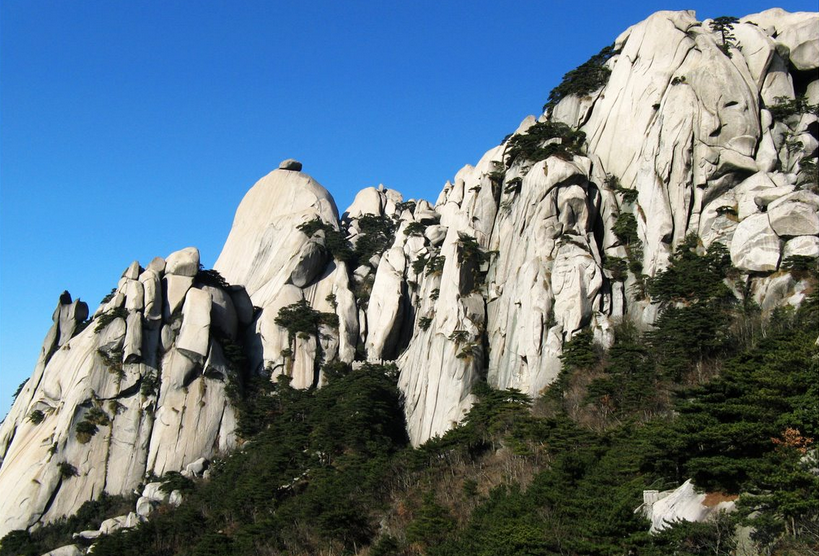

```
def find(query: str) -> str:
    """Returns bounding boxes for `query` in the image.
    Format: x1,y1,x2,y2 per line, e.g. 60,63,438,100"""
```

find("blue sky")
1,0,816,416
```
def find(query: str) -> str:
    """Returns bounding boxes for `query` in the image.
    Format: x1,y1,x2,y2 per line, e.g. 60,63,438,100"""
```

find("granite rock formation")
0,7,816,541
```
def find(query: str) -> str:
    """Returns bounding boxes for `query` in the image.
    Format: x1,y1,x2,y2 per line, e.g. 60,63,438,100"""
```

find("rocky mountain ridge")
0,7,817,543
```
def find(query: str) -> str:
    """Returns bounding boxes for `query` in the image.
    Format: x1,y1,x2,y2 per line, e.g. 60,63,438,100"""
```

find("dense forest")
2,236,817,556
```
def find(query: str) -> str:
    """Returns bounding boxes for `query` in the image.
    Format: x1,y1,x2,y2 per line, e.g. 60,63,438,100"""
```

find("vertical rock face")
364,8,818,443
1,8,818,536
0,249,240,536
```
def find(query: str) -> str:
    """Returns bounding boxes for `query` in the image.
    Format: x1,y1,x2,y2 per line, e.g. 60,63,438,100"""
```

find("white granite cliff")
0,7,816,542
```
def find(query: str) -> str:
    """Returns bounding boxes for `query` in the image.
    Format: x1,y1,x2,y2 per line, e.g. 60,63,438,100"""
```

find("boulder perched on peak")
278,158,303,171
214,166,357,383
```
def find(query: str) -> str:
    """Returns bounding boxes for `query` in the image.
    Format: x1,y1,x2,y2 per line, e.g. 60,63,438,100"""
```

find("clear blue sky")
2,0,816,416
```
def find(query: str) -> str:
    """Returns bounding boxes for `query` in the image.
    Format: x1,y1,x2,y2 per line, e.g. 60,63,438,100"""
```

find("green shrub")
543,44,617,112
403,221,426,236
140,371,160,397
647,236,732,304
353,214,396,264
505,120,586,167
781,255,818,274
448,330,469,343
0,493,135,556
369,535,402,556
159,471,195,494
418,316,433,331
406,493,457,550
297,217,354,262
100,287,117,305
426,254,446,276
195,267,229,289
412,253,429,275
58,462,78,478
604,256,628,281
86,407,111,427
94,306,128,333
487,164,505,186
12,380,27,402
0,530,37,556
711,16,739,57
457,342,481,360
395,200,416,213
767,95,819,121
274,299,338,341
75,420,99,444
559,329,598,371
606,173,638,204
98,348,124,378
28,409,45,424
504,176,523,195
612,212,639,246
797,155,818,191
457,232,491,291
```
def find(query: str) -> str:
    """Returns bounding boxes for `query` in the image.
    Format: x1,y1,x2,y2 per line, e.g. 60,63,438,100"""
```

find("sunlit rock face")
2,8,818,535
213,164,359,388
0,249,239,536
390,9,817,444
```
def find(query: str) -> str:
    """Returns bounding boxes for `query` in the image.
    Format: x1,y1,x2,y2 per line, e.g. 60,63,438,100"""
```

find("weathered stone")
123,311,143,363
142,482,169,503
165,247,200,277
289,240,328,288
140,269,163,322
213,169,339,305
40,544,84,556
4,8,819,539
182,457,208,478
783,236,819,259
344,187,383,220
160,324,174,352
366,247,406,360
643,480,736,533
414,200,439,224
203,340,230,380
202,286,238,340
136,496,154,518
755,273,797,311
122,261,141,280
278,158,303,171
163,274,194,321
776,12,819,71
176,288,212,363
733,172,776,219
227,285,254,326
730,213,781,271
767,191,819,237
58,299,89,346
124,279,145,312
169,490,183,507
753,185,796,210
147,256,166,274
97,317,127,353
